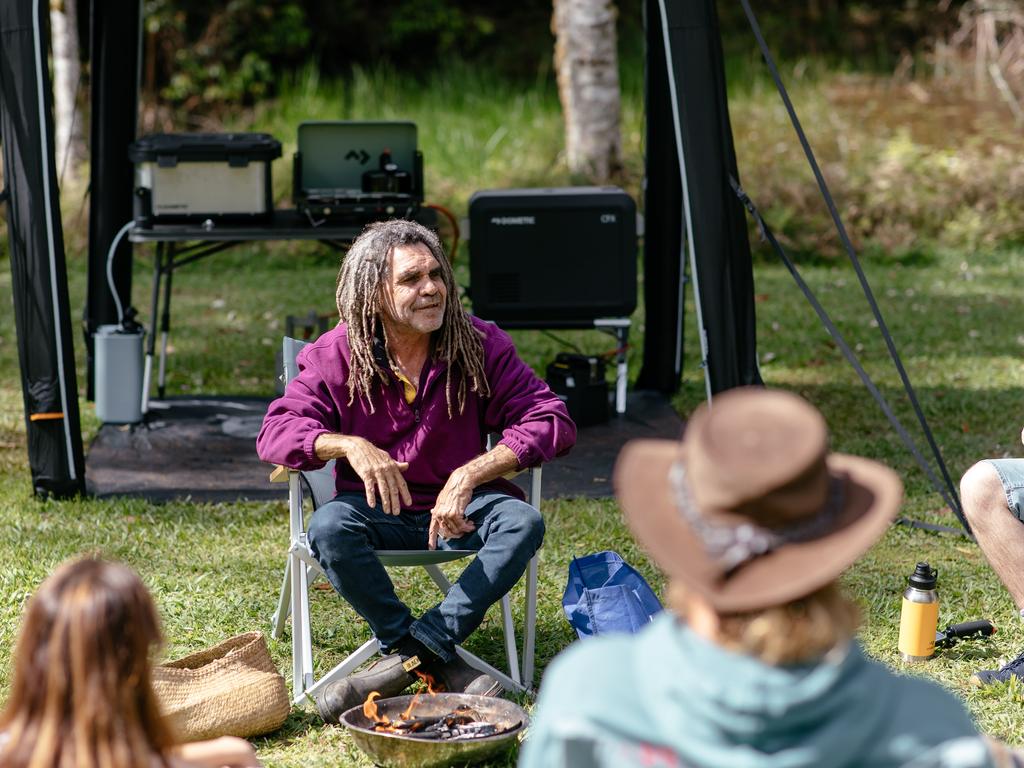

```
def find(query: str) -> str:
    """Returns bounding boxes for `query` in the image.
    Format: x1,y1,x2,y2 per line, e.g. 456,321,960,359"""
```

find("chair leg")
522,465,542,689
422,563,453,592
271,557,292,640
521,553,539,689
291,552,315,705
500,594,522,686
455,645,527,694
302,637,380,704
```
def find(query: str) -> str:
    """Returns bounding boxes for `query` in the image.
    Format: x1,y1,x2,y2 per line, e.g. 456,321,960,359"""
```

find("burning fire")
360,677,512,742
362,669,447,731
363,691,390,725
415,669,443,694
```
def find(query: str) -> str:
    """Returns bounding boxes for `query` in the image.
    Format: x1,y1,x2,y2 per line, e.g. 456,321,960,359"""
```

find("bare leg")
961,461,1024,608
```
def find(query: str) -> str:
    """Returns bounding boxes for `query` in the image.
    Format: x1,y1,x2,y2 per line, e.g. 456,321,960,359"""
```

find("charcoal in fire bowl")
341,692,528,768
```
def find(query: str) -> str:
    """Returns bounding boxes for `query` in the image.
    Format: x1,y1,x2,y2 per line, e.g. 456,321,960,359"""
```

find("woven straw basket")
153,631,290,742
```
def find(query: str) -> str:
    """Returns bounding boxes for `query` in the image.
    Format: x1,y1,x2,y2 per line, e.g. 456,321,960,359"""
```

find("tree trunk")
50,0,83,184
552,0,623,182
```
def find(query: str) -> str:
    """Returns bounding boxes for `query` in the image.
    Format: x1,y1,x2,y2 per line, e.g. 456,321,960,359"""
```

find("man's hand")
315,434,411,514
429,468,476,549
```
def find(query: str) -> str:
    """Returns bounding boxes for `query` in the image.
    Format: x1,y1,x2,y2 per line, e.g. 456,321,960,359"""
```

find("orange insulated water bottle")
898,562,939,662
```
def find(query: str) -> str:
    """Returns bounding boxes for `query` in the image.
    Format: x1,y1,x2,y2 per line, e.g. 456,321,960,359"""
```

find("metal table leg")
157,243,175,399
141,242,165,414
594,318,630,414
614,325,629,414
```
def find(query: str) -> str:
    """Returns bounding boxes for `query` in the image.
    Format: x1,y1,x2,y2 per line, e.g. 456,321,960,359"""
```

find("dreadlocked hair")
335,219,489,415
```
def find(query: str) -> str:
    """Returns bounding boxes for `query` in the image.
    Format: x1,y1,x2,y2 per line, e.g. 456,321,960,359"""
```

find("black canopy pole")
637,0,686,393
84,0,141,399
647,0,762,397
0,0,86,496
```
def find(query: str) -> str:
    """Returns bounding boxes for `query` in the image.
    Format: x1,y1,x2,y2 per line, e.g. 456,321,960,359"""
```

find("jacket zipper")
410,356,433,425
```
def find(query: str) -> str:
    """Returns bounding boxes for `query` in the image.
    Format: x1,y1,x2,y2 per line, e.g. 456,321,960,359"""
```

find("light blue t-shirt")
519,613,993,768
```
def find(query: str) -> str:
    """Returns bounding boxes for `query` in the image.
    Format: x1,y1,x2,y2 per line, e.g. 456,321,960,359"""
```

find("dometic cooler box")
129,133,282,222
468,187,637,325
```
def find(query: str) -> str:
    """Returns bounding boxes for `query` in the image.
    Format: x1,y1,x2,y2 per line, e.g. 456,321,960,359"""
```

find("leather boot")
312,654,417,724
422,654,503,698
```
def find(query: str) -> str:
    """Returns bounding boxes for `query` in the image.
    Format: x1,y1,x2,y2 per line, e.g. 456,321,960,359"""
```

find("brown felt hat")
614,387,902,613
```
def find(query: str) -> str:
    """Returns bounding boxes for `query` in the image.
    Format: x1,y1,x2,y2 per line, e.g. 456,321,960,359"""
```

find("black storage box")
546,353,609,428
129,133,281,223
469,187,637,326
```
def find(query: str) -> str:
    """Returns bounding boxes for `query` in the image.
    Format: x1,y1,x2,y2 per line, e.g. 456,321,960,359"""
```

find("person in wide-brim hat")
520,388,1008,768
616,385,901,613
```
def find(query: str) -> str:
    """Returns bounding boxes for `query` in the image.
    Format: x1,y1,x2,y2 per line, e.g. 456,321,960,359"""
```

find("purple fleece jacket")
256,317,576,510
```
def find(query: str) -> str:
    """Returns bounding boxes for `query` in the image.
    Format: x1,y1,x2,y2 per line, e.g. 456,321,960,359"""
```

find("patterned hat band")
668,461,846,574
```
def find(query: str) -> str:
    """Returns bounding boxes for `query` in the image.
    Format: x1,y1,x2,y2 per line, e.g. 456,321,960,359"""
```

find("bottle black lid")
909,562,937,590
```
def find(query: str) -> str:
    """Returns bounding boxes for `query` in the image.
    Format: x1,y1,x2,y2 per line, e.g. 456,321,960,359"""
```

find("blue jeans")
307,490,545,662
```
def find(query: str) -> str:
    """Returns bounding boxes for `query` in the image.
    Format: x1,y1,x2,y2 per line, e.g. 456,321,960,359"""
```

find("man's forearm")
314,432,363,461
452,444,520,488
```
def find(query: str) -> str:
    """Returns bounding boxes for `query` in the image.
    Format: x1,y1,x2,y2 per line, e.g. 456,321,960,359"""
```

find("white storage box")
130,133,281,222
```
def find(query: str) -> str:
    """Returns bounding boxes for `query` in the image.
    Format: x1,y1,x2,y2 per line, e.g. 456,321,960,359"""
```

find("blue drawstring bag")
562,551,663,638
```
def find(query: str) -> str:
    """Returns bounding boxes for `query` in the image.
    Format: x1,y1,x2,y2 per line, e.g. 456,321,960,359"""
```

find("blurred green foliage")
138,0,962,112
716,0,960,69
144,0,311,106
729,71,1024,260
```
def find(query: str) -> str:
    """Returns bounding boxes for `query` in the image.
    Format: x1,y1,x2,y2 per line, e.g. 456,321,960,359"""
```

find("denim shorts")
986,459,1024,522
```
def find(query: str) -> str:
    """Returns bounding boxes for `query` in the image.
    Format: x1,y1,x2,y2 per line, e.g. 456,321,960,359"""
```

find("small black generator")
546,353,609,428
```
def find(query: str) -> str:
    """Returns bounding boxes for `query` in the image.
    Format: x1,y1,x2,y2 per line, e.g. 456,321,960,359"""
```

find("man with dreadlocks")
257,219,575,722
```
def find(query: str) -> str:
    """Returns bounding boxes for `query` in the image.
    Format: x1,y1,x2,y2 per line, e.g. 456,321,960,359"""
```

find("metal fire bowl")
341,692,529,768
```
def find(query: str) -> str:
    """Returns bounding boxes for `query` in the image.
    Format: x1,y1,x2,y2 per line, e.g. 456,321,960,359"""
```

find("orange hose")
423,203,460,264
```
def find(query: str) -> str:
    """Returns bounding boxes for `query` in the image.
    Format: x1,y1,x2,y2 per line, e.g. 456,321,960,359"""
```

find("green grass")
4,60,1024,763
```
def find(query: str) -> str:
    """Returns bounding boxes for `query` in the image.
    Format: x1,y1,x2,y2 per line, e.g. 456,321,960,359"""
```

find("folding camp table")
129,209,389,412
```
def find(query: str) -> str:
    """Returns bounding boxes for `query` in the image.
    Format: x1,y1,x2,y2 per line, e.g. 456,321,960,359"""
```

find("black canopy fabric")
84,0,140,400
0,0,86,496
637,0,686,393
640,0,762,395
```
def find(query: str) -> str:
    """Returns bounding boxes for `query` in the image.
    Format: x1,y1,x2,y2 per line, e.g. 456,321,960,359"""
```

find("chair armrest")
269,464,291,483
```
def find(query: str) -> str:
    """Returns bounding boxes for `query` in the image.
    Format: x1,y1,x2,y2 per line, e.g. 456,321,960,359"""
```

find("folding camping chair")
269,337,541,706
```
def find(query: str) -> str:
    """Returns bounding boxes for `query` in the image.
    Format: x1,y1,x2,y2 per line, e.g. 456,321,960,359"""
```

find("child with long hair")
0,557,262,768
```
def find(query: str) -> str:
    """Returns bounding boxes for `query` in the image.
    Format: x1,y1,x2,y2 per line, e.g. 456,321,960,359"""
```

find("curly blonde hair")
667,580,861,665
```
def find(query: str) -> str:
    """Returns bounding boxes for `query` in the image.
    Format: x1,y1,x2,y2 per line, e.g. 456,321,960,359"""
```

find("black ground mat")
86,397,280,503
533,390,683,499
85,392,683,503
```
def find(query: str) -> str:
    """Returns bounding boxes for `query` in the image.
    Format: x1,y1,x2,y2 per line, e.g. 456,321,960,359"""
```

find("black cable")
730,176,971,536
895,516,971,539
540,330,585,355
738,0,965,528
